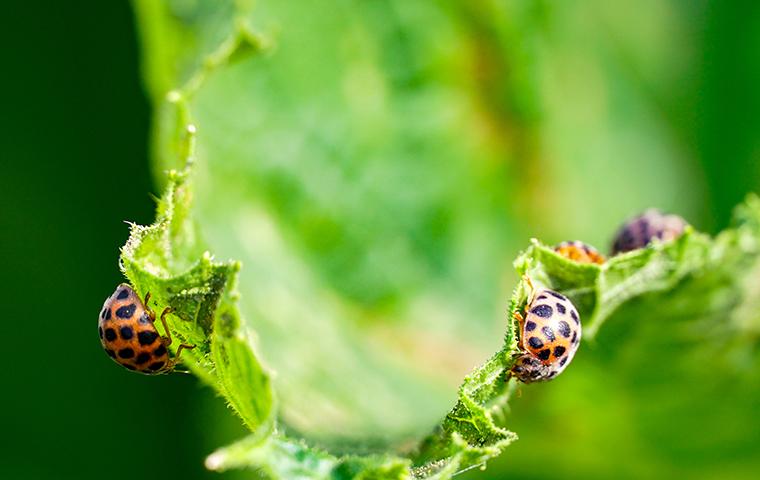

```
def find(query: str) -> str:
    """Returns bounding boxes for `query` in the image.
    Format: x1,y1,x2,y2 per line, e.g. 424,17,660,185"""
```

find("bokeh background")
1,1,758,479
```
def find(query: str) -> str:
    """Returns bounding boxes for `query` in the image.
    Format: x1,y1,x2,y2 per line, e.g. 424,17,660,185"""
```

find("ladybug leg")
143,291,156,321
173,343,196,365
159,307,174,346
159,307,197,368
512,310,525,329
513,309,528,348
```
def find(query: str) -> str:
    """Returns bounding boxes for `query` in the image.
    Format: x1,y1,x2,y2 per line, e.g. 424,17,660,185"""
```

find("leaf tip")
204,451,225,472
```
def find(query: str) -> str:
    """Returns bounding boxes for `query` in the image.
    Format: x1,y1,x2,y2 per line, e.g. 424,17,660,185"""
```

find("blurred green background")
1,1,758,479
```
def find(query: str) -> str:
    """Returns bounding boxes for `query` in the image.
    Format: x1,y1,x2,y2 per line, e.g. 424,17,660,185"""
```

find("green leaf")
135,0,526,446
120,143,274,432
514,195,760,341
126,1,760,479
206,431,411,480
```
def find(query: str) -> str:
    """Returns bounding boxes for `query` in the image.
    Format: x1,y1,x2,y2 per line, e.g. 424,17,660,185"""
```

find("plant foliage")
126,1,760,478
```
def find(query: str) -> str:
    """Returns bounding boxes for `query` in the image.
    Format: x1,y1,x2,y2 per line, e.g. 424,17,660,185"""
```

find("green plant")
122,147,760,478
124,1,760,478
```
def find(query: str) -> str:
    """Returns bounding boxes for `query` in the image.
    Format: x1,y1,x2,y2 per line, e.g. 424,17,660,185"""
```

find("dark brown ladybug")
611,209,687,255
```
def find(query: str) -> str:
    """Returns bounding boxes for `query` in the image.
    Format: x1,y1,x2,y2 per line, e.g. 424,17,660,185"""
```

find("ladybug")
98,284,195,374
611,209,687,255
511,279,581,383
554,240,606,265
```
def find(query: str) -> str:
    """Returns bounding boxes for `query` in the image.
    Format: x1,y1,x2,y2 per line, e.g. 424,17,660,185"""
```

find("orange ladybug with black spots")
98,284,194,374
511,282,581,383
554,240,606,265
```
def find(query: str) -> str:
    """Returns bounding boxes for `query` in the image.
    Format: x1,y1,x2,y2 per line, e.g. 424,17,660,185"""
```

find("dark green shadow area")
0,2,245,479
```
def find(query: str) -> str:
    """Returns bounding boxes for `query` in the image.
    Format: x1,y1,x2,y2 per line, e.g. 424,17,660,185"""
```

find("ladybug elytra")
98,284,195,374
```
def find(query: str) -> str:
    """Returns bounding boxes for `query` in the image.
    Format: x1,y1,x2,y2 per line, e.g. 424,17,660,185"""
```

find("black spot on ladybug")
571,331,578,344
531,304,553,318
537,295,547,300
104,328,117,342
138,331,159,345
118,348,134,359
570,309,579,324
547,291,566,300
525,321,537,331
154,344,167,357
124,364,136,371
116,289,130,300
105,349,116,358
104,308,111,320
553,346,566,357
537,349,551,361
560,357,568,367
557,320,571,338
98,327,104,339
528,337,544,349
148,361,165,371
138,313,151,325
135,352,151,365
101,307,108,319
119,326,134,340
116,304,136,319
542,326,556,342
556,302,566,314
